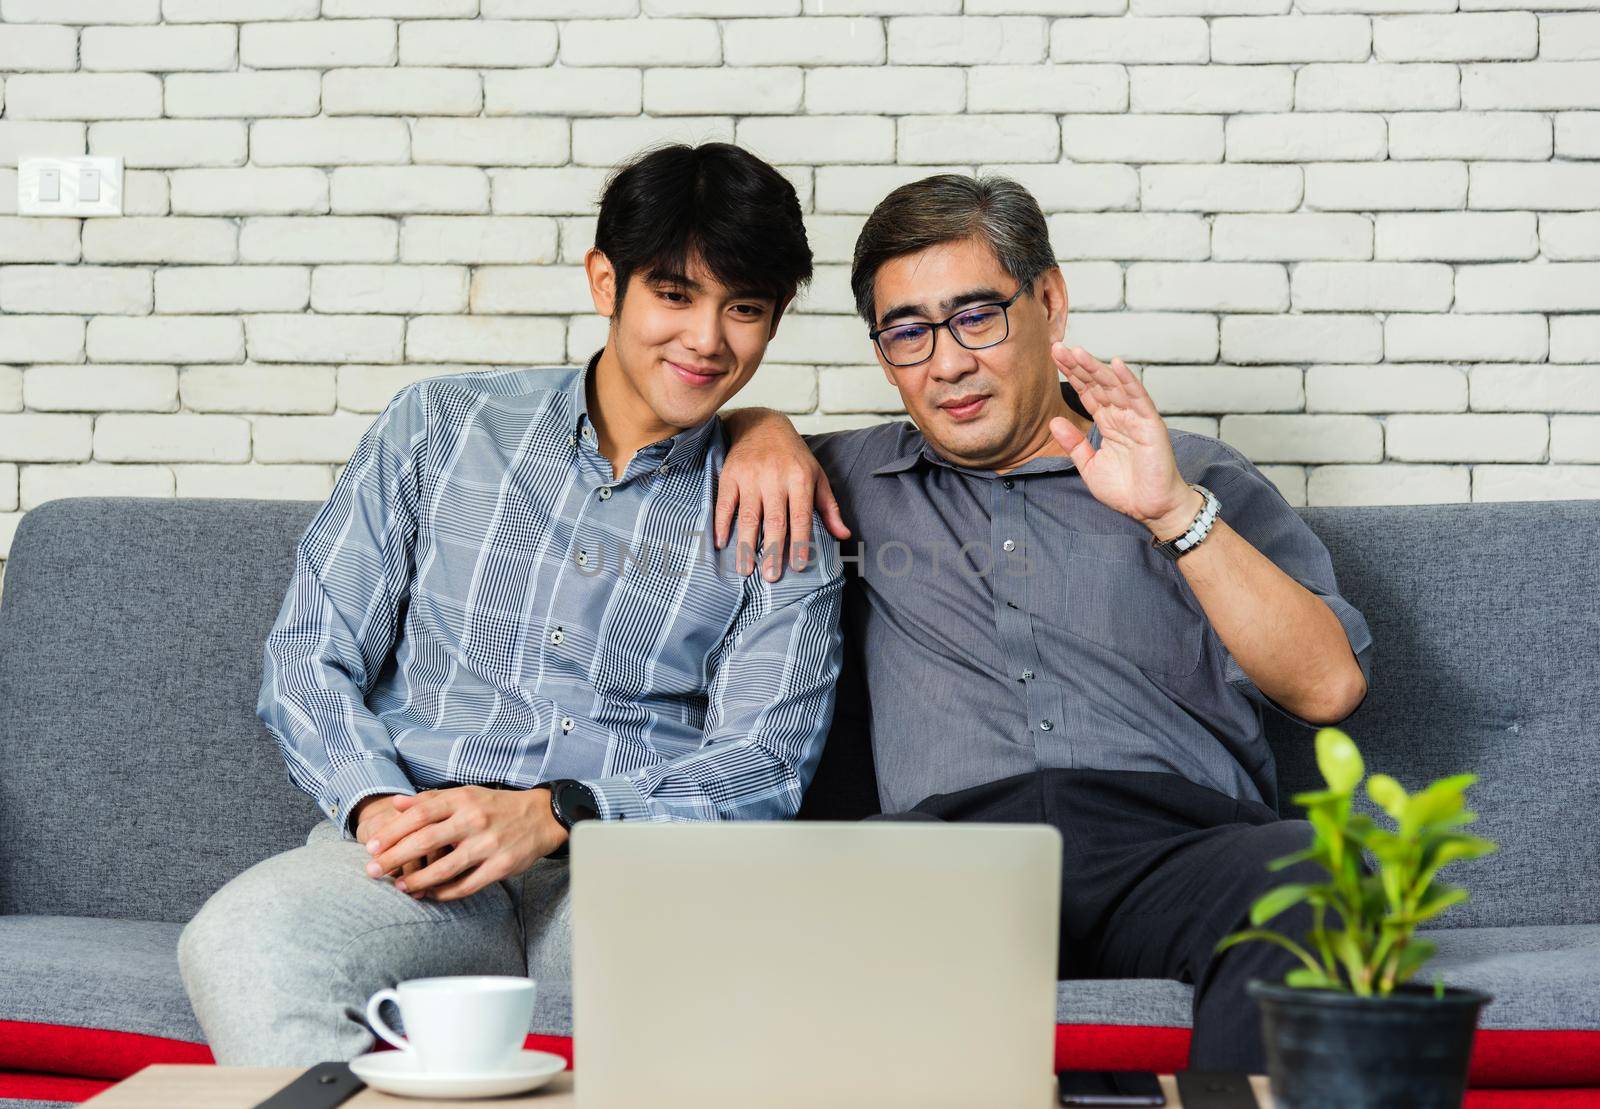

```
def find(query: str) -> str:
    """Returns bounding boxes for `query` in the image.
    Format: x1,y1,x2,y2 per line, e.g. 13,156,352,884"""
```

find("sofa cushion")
0,913,1180,1039
5,496,1597,932
5,912,1599,1089
0,1076,109,1109
0,499,327,924
0,914,575,1081
2,496,1599,1092
1264,500,1600,931
0,917,202,1046
1429,925,1600,1031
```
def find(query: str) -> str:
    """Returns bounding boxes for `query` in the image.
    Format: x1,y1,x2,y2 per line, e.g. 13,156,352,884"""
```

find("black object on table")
250,1061,366,1109
1059,1068,1167,1105
1174,1071,1260,1109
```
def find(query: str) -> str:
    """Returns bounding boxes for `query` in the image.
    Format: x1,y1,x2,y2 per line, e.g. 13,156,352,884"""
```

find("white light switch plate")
18,156,123,216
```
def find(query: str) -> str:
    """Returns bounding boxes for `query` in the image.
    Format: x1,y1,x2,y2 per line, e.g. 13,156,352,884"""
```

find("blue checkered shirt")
257,360,845,840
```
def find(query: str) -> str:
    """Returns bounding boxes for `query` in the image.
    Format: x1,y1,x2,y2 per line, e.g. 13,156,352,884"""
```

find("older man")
717,173,1373,1072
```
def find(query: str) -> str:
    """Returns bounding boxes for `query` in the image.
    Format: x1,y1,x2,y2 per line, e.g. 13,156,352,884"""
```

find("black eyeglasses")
868,284,1030,368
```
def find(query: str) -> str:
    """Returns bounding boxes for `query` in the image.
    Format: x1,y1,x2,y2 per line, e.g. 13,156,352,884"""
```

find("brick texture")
0,6,1594,588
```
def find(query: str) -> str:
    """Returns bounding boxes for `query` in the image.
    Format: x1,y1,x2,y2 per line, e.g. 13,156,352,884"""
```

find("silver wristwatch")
1150,483,1220,562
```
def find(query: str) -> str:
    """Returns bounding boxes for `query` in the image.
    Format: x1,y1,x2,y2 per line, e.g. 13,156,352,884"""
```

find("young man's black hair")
593,142,813,316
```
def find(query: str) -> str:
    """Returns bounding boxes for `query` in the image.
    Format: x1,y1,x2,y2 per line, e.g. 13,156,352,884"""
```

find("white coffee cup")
365,975,535,1074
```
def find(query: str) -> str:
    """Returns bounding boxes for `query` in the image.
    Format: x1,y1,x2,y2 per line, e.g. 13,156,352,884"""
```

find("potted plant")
1217,727,1497,1109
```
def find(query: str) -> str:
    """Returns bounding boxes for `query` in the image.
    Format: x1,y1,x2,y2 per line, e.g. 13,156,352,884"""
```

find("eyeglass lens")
878,303,1010,366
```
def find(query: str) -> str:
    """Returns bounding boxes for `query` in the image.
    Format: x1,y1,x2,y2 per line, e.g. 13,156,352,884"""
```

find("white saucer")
349,1048,567,1099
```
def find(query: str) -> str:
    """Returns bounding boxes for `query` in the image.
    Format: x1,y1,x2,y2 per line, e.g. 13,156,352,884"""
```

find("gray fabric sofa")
1,495,1597,1105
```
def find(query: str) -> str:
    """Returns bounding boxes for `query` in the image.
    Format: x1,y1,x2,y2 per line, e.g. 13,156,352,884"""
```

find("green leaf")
1285,968,1343,990
1406,774,1476,830
1370,927,1400,973
1388,938,1438,990
1345,817,1380,857
1290,788,1345,808
1409,885,1470,924
1332,930,1366,972
1316,728,1365,794
1250,884,1315,926
1267,846,1325,873
1216,929,1322,977
1307,927,1343,977
1364,830,1409,868
1419,773,1477,804
1425,835,1498,870
1366,773,1408,821
1380,866,1404,914
1309,807,1345,871
1416,835,1497,894
1418,811,1480,840
1310,905,1337,975
1347,812,1378,830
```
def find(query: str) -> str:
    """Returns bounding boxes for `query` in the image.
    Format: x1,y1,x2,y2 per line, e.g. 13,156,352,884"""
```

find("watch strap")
1151,483,1220,562
250,1062,365,1109
532,782,570,859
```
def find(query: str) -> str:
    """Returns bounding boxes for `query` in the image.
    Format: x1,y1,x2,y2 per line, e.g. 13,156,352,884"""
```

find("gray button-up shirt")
806,398,1374,815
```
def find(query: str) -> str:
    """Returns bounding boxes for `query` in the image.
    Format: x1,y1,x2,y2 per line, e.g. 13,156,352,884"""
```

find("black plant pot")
1248,979,1492,1109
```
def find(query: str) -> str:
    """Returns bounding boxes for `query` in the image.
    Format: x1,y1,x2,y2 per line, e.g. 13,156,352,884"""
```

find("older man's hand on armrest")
718,407,851,582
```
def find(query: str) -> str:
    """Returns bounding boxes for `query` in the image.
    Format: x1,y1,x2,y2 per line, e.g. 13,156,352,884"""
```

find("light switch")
18,156,123,217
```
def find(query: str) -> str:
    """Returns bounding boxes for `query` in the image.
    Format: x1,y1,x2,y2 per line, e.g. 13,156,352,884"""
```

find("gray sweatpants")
177,818,572,1065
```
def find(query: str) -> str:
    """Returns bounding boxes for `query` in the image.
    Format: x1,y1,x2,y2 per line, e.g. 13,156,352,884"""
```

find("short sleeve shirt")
804,398,1374,815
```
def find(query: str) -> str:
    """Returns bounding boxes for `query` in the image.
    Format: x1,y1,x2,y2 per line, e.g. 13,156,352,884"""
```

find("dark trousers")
865,768,1320,1073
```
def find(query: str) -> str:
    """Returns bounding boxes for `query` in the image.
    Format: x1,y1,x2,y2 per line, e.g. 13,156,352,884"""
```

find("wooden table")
78,1065,1277,1107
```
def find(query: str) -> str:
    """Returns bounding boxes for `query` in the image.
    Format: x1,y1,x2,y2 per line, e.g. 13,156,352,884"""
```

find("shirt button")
598,486,612,500
1022,669,1034,680
576,549,589,566
550,627,564,645
567,432,577,446
1040,719,1054,732
659,463,670,475
1002,539,1016,552
1003,479,1015,489
561,717,574,734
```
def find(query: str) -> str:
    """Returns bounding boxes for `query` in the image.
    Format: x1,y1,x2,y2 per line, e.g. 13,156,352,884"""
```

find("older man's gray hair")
849,173,1057,326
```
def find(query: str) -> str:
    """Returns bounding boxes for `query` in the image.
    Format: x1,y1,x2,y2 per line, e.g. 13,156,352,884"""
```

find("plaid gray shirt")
258,358,844,839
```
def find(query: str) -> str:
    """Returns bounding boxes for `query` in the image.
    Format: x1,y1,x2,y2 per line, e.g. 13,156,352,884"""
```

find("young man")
717,173,1374,1072
177,143,845,1065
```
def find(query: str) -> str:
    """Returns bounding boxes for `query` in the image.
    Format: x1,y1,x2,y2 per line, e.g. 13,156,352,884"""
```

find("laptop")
569,820,1062,1109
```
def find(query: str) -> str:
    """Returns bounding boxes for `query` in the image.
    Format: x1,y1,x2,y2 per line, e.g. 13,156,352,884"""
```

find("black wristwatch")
537,778,600,859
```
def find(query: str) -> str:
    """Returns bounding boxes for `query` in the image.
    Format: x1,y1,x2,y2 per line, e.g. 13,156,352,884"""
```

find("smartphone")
1174,1071,1260,1109
1058,1069,1166,1106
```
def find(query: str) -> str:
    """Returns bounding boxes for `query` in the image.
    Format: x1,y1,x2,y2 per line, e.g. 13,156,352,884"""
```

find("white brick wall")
0,6,1596,586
